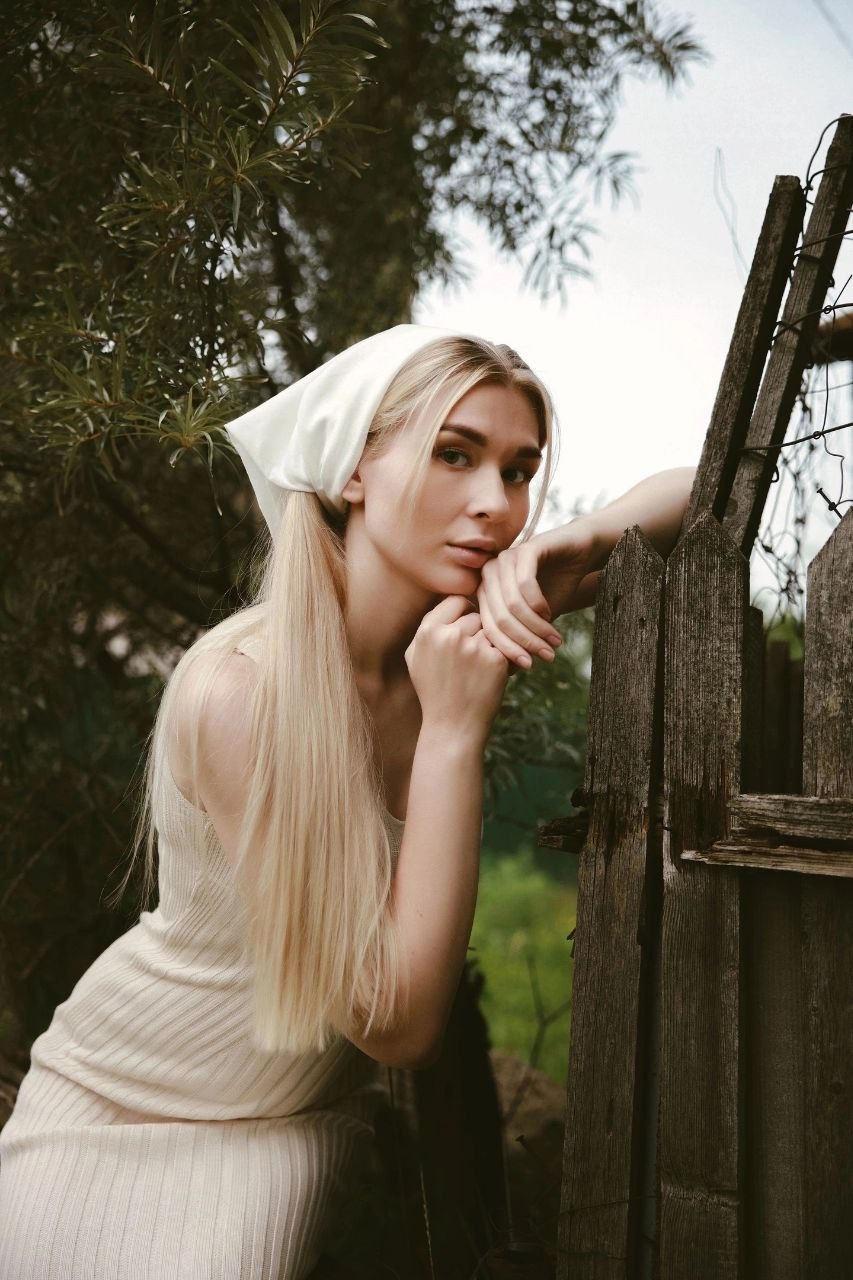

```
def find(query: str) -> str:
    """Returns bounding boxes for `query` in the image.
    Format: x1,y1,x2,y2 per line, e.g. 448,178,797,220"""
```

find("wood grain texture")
800,509,853,1279
685,177,804,530
724,115,853,555
557,527,665,1280
659,514,748,1279
536,809,589,853
691,788,853,876
729,792,853,841
682,842,853,877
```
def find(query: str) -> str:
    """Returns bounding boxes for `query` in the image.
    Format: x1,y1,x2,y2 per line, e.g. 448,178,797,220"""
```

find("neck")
343,521,440,690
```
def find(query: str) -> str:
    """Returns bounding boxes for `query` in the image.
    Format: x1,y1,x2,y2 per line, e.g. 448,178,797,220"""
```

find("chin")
424,568,481,599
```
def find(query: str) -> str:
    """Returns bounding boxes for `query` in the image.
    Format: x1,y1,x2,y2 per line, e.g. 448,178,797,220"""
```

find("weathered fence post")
557,527,665,1279
659,513,749,1278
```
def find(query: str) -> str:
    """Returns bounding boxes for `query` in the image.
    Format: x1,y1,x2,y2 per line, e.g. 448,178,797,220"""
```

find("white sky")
413,0,852,608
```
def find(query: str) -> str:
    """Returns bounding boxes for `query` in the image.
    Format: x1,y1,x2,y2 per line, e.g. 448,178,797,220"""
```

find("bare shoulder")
193,649,259,744
169,651,260,866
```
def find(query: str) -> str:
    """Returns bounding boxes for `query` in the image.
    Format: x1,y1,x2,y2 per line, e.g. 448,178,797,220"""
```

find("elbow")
377,1028,443,1071
400,1037,443,1071
342,1013,443,1071
391,1039,440,1070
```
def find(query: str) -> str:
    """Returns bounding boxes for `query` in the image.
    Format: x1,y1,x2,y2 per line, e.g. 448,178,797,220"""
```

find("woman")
0,324,693,1278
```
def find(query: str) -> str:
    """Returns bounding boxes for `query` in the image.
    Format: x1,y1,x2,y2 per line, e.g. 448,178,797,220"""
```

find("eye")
436,446,469,468
435,447,534,486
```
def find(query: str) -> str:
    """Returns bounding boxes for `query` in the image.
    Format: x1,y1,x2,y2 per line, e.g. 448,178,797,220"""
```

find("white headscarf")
225,322,470,537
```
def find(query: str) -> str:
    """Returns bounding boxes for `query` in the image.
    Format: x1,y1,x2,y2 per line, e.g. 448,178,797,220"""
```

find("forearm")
388,725,484,1064
570,466,696,573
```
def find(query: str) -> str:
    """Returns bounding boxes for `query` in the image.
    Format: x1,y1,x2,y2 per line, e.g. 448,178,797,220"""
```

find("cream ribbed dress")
0,720,405,1279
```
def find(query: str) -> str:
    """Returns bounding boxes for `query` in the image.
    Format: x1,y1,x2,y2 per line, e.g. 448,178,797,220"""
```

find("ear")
340,466,365,506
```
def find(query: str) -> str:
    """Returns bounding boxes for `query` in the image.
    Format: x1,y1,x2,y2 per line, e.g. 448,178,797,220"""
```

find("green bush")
471,847,576,1085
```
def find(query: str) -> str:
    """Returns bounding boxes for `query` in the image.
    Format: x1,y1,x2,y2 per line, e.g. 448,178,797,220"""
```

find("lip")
452,539,498,553
447,544,494,568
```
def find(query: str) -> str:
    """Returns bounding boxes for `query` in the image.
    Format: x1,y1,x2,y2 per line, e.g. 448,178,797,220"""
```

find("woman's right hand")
404,595,512,745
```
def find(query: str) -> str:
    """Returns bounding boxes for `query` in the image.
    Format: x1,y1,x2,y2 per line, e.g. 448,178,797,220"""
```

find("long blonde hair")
110,335,559,1054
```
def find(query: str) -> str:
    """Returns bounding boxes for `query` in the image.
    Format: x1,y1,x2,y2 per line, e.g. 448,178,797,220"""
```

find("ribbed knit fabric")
0,727,405,1279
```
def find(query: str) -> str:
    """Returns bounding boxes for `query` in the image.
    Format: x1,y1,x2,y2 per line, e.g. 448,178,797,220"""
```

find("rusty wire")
727,119,853,632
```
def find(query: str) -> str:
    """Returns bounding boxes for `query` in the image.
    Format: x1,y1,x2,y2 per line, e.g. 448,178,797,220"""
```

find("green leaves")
1,0,391,519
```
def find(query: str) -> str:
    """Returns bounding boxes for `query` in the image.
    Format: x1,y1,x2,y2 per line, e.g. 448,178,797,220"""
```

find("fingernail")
538,648,554,661
517,653,533,668
548,634,561,648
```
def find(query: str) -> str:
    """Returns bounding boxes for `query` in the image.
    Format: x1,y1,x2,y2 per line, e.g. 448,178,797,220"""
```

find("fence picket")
659,513,748,1278
557,526,665,1279
685,178,804,529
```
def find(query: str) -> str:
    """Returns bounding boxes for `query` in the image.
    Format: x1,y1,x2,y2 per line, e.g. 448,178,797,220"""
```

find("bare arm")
350,724,485,1070
553,465,697,611
577,465,697,566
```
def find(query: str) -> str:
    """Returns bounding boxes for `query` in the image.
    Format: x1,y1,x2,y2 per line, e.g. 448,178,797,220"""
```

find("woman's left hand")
474,520,604,668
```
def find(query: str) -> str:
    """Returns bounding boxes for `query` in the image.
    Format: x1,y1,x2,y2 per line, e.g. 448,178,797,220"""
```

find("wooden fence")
542,114,853,1279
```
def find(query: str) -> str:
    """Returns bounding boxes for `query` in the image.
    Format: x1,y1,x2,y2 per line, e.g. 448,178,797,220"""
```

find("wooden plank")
729,793,853,842
724,114,853,555
659,513,748,1279
684,177,804,529
682,843,853,878
536,809,589,853
800,509,853,1279
803,511,853,797
557,526,665,1280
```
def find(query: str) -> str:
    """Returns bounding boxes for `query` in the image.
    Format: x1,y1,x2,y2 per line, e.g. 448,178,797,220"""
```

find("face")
341,381,544,597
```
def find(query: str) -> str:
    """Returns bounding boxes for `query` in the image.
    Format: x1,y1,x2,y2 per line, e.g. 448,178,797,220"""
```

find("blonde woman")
0,325,694,1278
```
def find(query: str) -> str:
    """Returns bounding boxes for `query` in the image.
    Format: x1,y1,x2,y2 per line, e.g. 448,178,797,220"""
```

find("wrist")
418,720,488,757
547,513,611,572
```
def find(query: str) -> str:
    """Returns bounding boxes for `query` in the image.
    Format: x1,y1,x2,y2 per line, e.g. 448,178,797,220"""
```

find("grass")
470,845,577,1086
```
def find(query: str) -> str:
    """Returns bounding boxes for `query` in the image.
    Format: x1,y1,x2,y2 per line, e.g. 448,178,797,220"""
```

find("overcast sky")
413,0,852,605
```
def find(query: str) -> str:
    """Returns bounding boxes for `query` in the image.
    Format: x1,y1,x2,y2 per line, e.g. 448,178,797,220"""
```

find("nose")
468,463,512,518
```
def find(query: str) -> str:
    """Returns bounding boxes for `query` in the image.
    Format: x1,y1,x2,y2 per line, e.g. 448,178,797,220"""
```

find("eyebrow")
440,422,543,460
